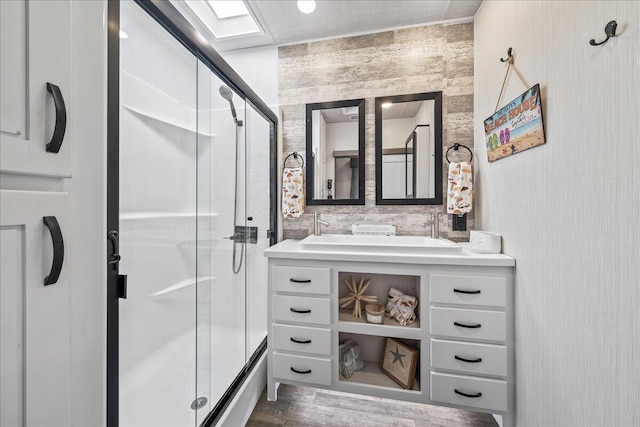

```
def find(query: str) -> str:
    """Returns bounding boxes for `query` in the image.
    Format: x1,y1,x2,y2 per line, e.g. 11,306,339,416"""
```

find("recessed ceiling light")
297,0,316,14
119,30,129,39
208,0,249,19
382,103,393,108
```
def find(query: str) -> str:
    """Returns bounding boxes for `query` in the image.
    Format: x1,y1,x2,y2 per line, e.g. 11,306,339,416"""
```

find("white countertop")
264,239,515,267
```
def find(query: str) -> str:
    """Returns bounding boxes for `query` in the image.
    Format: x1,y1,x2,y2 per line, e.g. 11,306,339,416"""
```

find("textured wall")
475,1,640,426
278,22,474,239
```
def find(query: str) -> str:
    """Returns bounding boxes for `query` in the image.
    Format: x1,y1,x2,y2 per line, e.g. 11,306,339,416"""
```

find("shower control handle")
224,226,258,244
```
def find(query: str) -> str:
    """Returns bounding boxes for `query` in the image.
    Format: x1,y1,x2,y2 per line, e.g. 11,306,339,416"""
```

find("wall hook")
589,20,617,46
500,47,513,63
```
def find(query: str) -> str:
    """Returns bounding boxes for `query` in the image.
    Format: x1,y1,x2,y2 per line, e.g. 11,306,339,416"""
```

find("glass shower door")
196,64,250,421
119,2,198,426
118,4,272,426
245,101,271,359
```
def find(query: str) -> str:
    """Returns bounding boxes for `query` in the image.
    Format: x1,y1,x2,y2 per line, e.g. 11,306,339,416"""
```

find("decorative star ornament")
391,345,406,368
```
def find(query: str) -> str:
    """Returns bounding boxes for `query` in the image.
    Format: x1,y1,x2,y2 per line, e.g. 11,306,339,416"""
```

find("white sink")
300,234,463,255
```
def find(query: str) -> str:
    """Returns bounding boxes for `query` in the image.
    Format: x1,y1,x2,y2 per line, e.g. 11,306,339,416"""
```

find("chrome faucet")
428,212,440,239
313,213,329,236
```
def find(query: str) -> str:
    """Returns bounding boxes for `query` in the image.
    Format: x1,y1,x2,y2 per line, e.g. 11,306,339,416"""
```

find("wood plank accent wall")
278,22,474,239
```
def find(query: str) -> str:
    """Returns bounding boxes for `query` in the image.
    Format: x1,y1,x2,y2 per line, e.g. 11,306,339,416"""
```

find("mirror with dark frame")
375,92,443,205
305,99,365,205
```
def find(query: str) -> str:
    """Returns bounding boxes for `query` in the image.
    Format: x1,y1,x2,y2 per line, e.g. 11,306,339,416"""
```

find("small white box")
467,231,502,254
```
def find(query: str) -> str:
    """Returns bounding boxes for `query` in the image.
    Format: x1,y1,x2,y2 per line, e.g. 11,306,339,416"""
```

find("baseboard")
216,353,267,427
493,414,503,427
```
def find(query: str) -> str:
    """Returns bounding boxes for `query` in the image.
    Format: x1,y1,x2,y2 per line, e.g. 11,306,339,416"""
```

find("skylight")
208,1,249,20
185,0,262,40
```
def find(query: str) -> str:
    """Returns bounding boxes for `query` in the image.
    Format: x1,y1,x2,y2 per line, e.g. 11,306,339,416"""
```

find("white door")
0,0,72,177
0,190,70,426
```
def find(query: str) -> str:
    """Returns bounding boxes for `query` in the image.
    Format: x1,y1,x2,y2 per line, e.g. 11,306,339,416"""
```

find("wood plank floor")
246,385,498,427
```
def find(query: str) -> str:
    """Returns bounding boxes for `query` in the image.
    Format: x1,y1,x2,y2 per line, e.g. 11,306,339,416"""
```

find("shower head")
219,85,233,101
219,85,238,122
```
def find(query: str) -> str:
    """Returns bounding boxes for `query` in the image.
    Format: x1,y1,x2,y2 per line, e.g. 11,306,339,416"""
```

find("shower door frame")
106,1,278,425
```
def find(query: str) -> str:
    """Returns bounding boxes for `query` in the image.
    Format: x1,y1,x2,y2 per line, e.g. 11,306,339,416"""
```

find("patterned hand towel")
282,167,305,218
447,161,473,214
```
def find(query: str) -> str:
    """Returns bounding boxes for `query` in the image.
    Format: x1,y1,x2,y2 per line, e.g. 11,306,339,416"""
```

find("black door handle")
290,308,311,314
46,83,67,153
454,321,482,329
107,230,121,268
455,389,483,398
290,337,312,344
455,355,483,363
290,278,311,283
290,367,312,374
453,288,481,294
43,216,64,285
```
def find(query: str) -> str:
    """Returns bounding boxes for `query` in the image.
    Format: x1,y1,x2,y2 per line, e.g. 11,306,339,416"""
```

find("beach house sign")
484,84,546,162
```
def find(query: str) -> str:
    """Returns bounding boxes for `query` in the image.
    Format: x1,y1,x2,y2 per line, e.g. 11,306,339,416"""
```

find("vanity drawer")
430,372,507,412
273,324,331,356
430,339,507,377
272,352,331,386
430,274,506,307
430,307,506,342
272,266,331,295
272,295,331,326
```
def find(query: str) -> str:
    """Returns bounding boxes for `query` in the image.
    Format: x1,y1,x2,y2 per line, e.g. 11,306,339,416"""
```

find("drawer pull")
454,321,482,329
454,355,483,363
290,278,311,283
290,367,312,374
453,288,481,295
290,308,312,314
290,337,312,344
455,389,483,398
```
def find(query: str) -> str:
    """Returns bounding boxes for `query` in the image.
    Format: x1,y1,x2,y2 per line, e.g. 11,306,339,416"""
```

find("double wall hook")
500,47,513,63
589,20,617,46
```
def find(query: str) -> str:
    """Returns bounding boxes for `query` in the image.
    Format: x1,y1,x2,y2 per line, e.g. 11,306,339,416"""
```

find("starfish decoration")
338,276,377,318
391,345,406,368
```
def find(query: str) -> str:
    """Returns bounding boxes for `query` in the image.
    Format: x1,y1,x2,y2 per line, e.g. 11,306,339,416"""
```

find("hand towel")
447,161,473,214
282,166,305,218
339,340,364,378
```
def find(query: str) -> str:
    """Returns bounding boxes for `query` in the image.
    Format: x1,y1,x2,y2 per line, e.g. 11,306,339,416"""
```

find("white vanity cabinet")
269,265,333,388
0,190,71,426
428,273,513,416
0,0,73,177
266,240,515,426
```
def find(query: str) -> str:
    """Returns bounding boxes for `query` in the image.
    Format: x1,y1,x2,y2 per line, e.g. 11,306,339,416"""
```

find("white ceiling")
197,0,482,52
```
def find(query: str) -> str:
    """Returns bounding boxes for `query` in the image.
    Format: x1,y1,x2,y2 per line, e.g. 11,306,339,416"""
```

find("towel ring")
284,152,304,168
446,143,473,163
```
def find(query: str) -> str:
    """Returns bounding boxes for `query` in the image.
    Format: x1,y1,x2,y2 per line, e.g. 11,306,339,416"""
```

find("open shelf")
338,271,420,339
338,333,421,394
339,360,420,392
338,309,421,340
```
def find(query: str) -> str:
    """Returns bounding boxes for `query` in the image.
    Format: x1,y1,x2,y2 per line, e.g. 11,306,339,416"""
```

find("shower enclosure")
110,2,276,425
